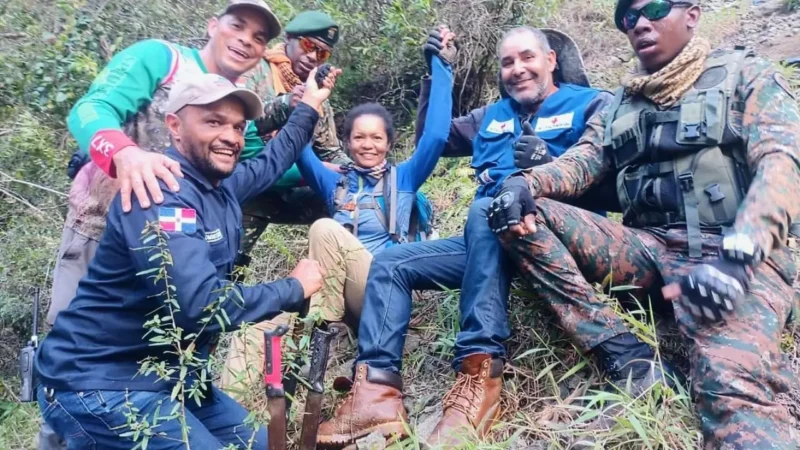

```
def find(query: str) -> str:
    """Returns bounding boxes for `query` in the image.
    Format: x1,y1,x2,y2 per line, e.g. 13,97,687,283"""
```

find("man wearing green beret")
222,10,352,392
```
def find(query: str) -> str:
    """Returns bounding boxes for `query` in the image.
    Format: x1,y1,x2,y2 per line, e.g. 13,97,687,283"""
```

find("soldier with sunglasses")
487,0,800,448
220,10,353,393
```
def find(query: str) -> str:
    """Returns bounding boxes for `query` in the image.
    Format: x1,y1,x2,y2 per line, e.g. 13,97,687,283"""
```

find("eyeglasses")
621,0,694,31
298,37,332,62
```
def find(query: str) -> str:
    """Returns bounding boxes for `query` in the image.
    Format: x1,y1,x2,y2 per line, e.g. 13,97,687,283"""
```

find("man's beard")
509,77,548,111
183,137,238,183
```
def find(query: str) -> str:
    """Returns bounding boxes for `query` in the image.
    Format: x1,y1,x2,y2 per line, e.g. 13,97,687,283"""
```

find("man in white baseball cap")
34,68,341,449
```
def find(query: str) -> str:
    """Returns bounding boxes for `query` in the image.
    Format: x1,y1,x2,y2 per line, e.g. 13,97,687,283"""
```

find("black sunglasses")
622,0,694,31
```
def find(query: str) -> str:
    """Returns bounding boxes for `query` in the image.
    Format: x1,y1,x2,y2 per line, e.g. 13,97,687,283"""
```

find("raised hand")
301,64,343,110
423,25,457,70
514,122,553,170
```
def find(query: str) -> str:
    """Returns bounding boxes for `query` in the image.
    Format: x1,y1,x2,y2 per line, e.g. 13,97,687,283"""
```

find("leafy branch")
117,221,261,450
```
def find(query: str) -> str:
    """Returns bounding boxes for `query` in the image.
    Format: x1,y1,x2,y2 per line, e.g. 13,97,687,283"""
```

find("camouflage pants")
501,198,799,449
237,186,330,264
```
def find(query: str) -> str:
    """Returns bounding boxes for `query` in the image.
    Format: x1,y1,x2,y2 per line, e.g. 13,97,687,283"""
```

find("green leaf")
513,347,548,360
535,362,559,382
220,308,230,325
556,360,587,383
628,415,653,449
136,267,161,276
170,382,181,400
214,314,226,331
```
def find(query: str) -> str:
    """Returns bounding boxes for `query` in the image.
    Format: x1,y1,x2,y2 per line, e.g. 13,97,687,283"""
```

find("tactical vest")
603,47,753,257
332,166,435,246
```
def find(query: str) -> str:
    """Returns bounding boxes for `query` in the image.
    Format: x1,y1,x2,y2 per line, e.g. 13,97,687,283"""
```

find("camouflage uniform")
236,58,350,259
502,51,800,448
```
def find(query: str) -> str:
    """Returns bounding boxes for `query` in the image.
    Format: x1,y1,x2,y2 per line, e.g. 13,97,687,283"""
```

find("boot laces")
443,372,483,422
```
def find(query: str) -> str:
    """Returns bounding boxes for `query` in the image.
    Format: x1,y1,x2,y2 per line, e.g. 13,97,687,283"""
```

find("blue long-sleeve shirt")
296,56,453,253
35,103,320,393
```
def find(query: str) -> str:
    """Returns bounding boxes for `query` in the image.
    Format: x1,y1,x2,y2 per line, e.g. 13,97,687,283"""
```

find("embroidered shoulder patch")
485,119,515,134
535,112,574,133
158,207,197,233
205,228,223,243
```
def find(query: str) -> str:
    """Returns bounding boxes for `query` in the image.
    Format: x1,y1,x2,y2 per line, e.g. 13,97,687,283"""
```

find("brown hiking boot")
317,363,409,447
426,354,503,448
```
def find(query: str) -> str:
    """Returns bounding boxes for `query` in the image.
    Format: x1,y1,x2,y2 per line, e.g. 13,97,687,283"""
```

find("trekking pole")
264,325,289,450
299,326,335,450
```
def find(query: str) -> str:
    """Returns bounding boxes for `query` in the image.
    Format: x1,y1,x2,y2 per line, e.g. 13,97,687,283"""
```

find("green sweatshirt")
67,39,301,187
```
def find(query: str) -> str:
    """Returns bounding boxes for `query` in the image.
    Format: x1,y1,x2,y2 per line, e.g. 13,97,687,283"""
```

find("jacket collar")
166,147,215,192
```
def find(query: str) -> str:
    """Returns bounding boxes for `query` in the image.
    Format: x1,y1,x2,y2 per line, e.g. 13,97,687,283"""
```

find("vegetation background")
1,0,798,448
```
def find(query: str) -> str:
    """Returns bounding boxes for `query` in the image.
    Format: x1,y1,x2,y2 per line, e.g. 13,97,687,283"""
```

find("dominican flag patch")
158,207,197,233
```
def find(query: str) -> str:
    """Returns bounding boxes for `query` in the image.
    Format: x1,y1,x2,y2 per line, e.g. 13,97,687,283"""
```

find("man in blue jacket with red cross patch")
33,70,340,450
316,27,616,448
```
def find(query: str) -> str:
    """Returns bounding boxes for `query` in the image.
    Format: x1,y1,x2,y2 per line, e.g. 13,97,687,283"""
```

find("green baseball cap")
284,10,340,47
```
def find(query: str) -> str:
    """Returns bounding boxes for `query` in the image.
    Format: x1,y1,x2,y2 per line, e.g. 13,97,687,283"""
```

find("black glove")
423,28,444,72
67,151,90,180
487,176,537,234
514,122,553,170
314,63,332,88
677,233,760,323
423,27,455,71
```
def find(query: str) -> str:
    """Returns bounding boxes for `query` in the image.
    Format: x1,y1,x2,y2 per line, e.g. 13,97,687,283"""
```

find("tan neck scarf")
623,36,711,108
264,43,302,91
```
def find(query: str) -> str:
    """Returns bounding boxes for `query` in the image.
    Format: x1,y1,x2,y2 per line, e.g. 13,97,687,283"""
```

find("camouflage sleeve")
523,108,614,200
312,100,351,165
731,56,800,261
239,59,290,137
255,94,291,135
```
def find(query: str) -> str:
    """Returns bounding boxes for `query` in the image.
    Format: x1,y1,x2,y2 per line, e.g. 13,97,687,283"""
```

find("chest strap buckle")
678,172,694,192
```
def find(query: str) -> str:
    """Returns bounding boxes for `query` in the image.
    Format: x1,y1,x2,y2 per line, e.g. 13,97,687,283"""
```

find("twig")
0,186,46,217
0,32,26,39
0,170,68,198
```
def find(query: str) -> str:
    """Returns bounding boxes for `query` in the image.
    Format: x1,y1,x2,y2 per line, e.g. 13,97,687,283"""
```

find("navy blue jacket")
35,103,320,393
296,56,452,253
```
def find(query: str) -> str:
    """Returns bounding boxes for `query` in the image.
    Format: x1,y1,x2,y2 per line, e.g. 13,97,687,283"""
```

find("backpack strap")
602,87,626,148
368,176,389,235
389,166,398,238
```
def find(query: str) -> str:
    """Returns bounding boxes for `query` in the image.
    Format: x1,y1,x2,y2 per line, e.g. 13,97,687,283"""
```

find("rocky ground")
733,0,800,61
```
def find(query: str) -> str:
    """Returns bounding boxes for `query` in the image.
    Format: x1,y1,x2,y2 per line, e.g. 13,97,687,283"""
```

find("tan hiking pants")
220,218,372,392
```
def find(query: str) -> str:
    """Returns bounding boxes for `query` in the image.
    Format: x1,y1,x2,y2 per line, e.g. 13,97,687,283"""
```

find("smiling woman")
289,43,455,331
342,103,397,169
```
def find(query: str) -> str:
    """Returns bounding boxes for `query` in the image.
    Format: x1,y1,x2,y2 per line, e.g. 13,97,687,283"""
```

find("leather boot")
592,332,684,395
317,363,409,447
426,354,503,448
